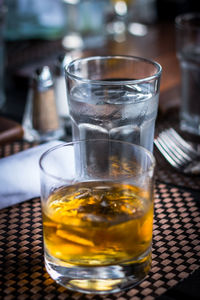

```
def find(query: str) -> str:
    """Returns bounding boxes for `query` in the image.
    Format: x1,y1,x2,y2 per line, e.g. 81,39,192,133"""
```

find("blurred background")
0,0,200,142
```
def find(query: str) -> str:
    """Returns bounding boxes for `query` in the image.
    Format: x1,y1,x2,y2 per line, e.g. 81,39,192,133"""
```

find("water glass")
65,55,162,152
175,13,200,136
39,139,155,294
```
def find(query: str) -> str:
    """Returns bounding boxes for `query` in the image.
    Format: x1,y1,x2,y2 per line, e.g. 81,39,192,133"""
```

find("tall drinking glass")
39,139,155,294
65,55,162,152
175,13,200,135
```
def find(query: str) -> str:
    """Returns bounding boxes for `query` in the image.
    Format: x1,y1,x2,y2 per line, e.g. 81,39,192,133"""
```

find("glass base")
45,250,152,294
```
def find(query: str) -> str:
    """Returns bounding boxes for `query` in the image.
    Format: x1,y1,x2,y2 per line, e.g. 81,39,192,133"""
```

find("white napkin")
0,140,64,209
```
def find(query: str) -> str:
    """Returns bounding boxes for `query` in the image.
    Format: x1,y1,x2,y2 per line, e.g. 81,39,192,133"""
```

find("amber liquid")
42,181,153,267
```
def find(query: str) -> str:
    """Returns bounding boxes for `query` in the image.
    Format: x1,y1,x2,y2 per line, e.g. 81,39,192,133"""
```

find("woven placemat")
154,148,200,191
0,182,199,300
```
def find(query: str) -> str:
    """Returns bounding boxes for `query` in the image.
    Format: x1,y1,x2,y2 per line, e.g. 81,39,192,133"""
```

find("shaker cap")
32,66,53,91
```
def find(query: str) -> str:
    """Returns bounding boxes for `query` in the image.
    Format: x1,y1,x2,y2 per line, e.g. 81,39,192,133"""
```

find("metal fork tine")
154,139,179,167
163,129,197,162
154,128,200,174
158,136,185,164
168,128,196,154
158,135,187,165
160,132,192,163
155,137,182,167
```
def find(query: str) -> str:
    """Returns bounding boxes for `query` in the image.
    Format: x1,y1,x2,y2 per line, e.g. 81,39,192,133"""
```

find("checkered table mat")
0,182,199,300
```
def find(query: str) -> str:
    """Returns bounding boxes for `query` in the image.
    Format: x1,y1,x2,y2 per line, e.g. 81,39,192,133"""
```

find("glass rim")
175,12,200,31
65,55,162,85
39,139,156,181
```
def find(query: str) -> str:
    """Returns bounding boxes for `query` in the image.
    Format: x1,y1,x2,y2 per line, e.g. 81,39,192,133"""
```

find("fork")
154,128,200,175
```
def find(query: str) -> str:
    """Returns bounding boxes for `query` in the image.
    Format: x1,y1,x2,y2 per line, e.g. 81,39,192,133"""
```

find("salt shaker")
22,66,65,142
54,54,70,127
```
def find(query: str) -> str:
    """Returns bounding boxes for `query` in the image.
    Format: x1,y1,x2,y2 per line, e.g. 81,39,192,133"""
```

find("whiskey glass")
39,139,155,294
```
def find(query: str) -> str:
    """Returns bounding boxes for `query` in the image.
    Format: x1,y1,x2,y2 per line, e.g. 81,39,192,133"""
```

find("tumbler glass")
175,13,200,135
39,139,155,294
65,55,162,152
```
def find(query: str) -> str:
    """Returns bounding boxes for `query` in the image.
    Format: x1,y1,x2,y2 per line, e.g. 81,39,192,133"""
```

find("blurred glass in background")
4,0,109,49
3,0,158,45
61,0,108,49
4,0,67,40
3,0,200,42
107,0,157,42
